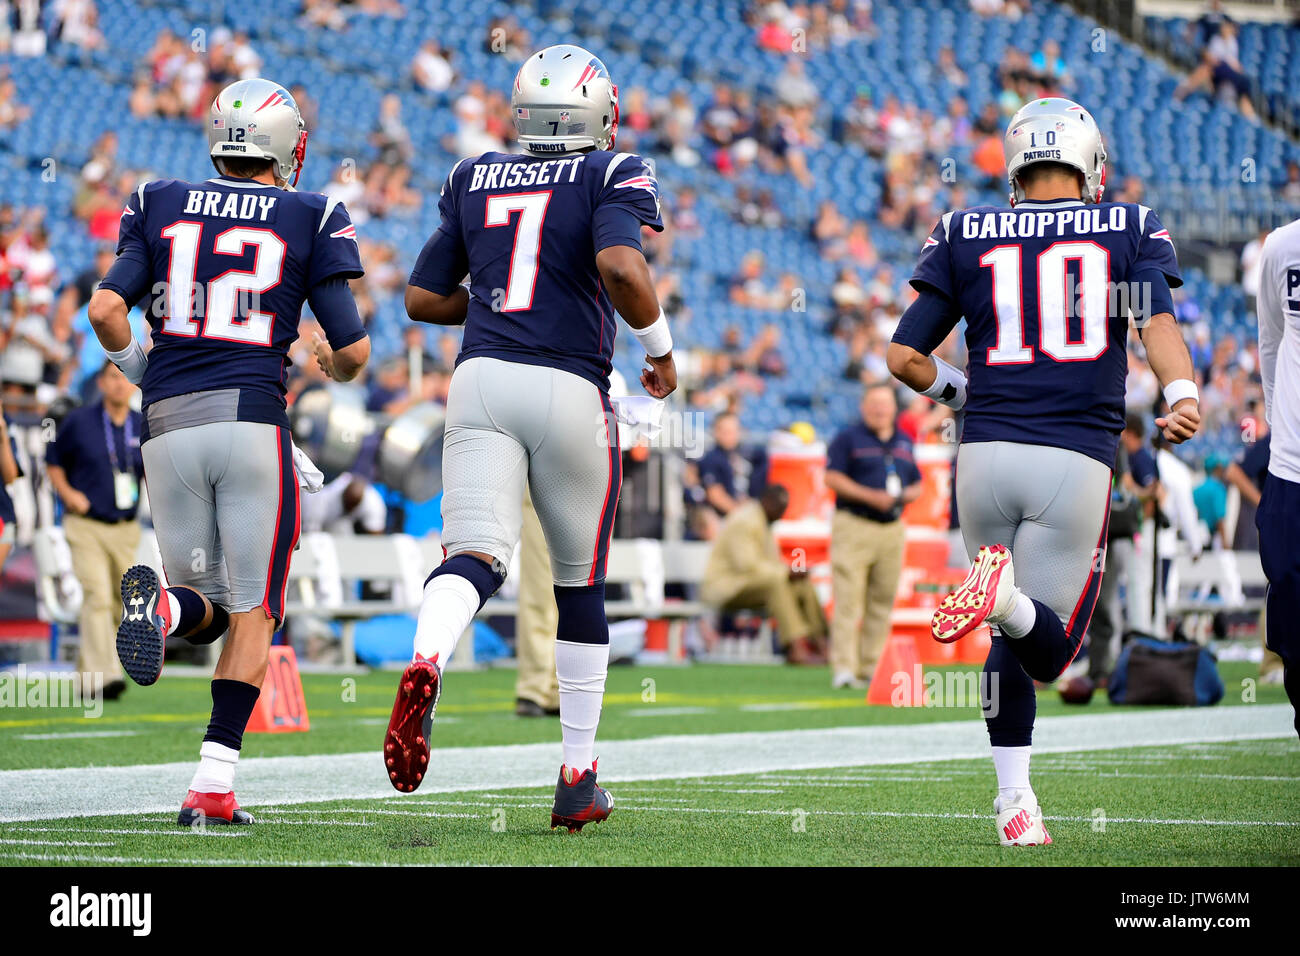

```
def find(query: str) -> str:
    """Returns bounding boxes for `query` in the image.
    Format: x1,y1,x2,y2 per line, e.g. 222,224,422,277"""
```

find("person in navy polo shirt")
825,383,923,689
46,362,144,700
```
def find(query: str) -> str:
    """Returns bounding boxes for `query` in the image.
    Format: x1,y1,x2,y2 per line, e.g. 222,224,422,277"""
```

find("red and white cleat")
384,653,441,793
177,789,253,826
996,799,1053,847
932,543,1018,644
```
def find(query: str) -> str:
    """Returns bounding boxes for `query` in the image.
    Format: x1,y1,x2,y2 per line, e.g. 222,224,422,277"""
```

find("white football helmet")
1004,97,1107,205
208,78,307,186
511,44,619,154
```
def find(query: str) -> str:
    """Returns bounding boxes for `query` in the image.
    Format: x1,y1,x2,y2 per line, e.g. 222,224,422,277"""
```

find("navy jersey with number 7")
101,174,365,435
409,149,664,392
896,198,1182,466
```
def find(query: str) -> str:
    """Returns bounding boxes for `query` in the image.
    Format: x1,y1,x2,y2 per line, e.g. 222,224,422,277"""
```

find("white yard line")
0,704,1292,823
15,730,142,741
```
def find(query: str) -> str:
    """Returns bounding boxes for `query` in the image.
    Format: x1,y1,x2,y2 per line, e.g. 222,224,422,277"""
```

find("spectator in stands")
371,93,413,166
825,383,922,689
1282,162,1300,203
1175,18,1256,119
52,0,103,51
701,483,828,665
698,411,765,517
775,57,817,109
412,39,455,92
935,46,967,88
729,250,783,309
46,362,144,701
1029,39,1070,92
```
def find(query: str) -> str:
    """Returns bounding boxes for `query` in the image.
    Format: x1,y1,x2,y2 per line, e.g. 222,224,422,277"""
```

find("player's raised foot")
551,760,614,833
931,543,1017,644
116,565,171,686
177,789,254,827
995,791,1052,847
384,653,441,793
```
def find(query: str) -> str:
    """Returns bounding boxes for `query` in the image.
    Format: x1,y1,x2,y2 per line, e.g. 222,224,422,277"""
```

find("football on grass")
1057,675,1096,705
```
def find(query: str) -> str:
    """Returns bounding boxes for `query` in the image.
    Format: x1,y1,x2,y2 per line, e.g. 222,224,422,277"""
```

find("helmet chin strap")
290,130,308,187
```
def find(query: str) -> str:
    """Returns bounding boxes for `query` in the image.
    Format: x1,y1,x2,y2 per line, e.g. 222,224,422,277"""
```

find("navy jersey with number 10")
409,149,665,392
900,198,1182,466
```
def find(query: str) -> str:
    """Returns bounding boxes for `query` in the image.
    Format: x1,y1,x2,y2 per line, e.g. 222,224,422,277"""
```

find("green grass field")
1,662,1297,866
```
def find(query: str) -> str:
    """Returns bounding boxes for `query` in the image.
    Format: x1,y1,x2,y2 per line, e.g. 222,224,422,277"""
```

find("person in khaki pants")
701,484,827,664
515,485,560,716
826,385,923,688
45,362,144,699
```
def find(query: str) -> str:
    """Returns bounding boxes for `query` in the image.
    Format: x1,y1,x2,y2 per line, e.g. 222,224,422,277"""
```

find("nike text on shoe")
551,761,614,833
117,565,170,686
931,543,1017,644
384,654,440,793
177,789,253,826
996,803,1052,847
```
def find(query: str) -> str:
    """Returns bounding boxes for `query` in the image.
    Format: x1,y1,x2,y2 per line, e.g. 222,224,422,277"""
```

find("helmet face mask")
1003,97,1107,205
511,44,619,154
208,79,307,186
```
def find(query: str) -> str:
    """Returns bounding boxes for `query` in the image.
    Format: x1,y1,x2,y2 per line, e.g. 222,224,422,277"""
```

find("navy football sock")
184,604,230,647
203,679,262,751
983,636,1036,747
168,586,208,636
1004,598,1078,683
425,553,505,607
554,583,609,645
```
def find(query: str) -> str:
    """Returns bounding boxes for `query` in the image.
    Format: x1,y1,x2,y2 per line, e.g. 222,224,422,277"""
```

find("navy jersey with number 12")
103,175,365,434
409,149,664,392
902,198,1181,466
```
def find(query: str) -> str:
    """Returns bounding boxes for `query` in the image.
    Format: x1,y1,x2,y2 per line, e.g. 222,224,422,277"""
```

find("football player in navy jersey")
887,98,1200,846
383,45,676,831
87,78,371,826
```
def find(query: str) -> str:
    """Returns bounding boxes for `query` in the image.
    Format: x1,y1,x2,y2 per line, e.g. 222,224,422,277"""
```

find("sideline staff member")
47,362,145,699
826,384,922,689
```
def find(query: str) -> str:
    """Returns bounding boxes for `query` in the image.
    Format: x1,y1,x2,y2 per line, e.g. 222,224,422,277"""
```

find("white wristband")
921,354,968,410
1163,379,1199,408
630,310,673,359
105,337,148,385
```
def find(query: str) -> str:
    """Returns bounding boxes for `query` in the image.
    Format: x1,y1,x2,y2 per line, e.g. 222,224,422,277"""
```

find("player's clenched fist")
1156,399,1201,444
640,353,677,399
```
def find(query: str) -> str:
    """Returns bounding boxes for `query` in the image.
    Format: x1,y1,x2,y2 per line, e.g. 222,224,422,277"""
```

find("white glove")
609,395,665,441
292,442,325,493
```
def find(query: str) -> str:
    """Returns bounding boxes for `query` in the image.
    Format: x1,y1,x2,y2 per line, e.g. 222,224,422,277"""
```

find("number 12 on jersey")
981,240,1110,365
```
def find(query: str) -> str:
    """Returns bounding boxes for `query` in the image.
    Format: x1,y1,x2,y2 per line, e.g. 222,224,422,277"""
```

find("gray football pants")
439,357,621,586
956,440,1112,646
142,420,299,622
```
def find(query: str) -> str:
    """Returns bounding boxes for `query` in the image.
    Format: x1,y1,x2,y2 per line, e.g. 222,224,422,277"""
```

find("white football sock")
189,740,239,794
164,590,181,636
412,574,480,664
996,591,1037,638
992,745,1034,810
556,640,610,773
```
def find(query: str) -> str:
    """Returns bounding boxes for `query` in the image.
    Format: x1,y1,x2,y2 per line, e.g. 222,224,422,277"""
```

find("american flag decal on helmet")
330,224,358,242
255,89,291,113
